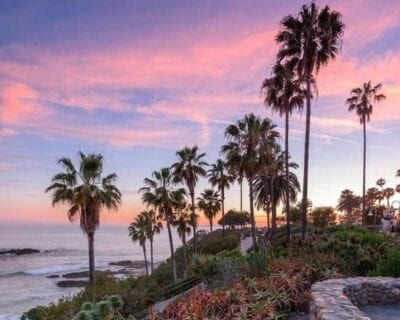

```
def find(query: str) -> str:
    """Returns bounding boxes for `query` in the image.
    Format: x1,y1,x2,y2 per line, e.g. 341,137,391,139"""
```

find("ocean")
0,223,189,320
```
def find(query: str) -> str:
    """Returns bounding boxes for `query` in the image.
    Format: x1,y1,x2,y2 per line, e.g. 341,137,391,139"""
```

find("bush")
197,230,240,255
369,249,400,277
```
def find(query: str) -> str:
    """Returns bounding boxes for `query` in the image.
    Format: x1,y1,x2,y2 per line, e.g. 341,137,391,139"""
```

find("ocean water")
0,223,186,319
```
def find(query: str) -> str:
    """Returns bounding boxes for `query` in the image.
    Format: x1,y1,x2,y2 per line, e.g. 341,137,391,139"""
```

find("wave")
0,315,20,320
24,264,85,275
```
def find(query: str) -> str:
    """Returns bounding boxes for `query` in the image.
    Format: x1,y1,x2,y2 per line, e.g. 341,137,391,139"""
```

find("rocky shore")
0,248,40,256
49,260,150,287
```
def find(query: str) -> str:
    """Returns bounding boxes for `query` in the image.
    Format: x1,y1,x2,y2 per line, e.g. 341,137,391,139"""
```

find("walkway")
362,305,400,320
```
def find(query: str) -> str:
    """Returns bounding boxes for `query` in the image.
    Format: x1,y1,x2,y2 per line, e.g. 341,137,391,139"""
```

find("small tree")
218,209,250,230
310,207,336,228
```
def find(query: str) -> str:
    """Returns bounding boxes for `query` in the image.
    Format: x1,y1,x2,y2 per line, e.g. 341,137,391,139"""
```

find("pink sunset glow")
1,0,400,226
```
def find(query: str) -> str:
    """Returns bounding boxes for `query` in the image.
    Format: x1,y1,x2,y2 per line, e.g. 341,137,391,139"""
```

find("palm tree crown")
346,82,386,124
197,189,221,232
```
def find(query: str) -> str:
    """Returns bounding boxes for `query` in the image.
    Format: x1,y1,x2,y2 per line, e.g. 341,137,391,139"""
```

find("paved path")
362,304,400,320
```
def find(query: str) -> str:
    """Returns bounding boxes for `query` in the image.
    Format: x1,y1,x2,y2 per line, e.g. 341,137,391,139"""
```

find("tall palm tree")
129,214,149,276
261,62,304,239
172,201,191,278
197,189,221,232
222,114,279,248
142,210,162,273
208,159,235,236
46,152,122,285
384,187,395,208
346,81,386,222
276,3,344,239
254,151,300,231
337,189,361,224
172,146,207,252
139,168,186,283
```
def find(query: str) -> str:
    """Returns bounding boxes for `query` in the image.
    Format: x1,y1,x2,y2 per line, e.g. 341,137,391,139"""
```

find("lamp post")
367,208,377,226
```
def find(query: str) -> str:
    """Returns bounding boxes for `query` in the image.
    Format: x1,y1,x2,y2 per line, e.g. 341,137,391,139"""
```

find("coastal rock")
46,274,60,279
0,248,40,256
57,280,88,288
109,260,148,268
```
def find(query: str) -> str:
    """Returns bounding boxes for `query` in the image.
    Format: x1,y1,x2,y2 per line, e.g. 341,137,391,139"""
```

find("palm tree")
208,159,235,236
172,146,207,252
139,168,186,283
257,119,281,233
337,189,361,224
254,151,300,231
222,114,278,248
172,201,191,278
197,189,221,232
261,62,304,239
366,187,379,208
276,3,344,239
347,81,386,222
129,214,149,276
46,152,122,285
142,210,162,273
376,178,386,190
384,187,395,208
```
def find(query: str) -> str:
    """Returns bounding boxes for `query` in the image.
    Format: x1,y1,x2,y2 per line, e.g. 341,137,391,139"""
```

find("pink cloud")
0,83,40,123
0,127,18,137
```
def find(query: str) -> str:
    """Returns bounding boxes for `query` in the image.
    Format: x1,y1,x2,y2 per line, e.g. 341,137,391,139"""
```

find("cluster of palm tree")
133,119,302,281
128,210,162,275
222,114,301,247
337,172,400,224
261,2,345,239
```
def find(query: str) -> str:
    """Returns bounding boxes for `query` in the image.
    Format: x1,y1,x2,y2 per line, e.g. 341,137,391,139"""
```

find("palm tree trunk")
221,187,225,237
182,234,187,278
143,242,149,276
264,177,270,229
239,178,243,214
190,191,197,252
248,176,257,249
301,75,312,240
87,232,96,285
88,232,95,285
166,217,177,283
271,176,277,233
285,111,291,240
362,118,366,224
209,218,213,232
150,238,154,273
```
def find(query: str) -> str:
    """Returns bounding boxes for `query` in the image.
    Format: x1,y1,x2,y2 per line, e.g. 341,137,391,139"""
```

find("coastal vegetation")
34,2,399,320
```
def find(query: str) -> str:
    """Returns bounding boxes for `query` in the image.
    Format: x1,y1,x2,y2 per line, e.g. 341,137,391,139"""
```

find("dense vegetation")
22,225,400,320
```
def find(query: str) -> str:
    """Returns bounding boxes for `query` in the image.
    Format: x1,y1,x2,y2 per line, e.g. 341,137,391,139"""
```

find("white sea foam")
0,314,20,320
24,264,84,275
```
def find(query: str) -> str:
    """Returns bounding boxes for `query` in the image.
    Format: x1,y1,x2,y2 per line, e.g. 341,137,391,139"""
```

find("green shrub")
197,230,240,255
369,249,400,277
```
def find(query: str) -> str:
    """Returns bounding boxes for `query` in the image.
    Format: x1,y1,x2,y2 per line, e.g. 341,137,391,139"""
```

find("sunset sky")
1,0,400,226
